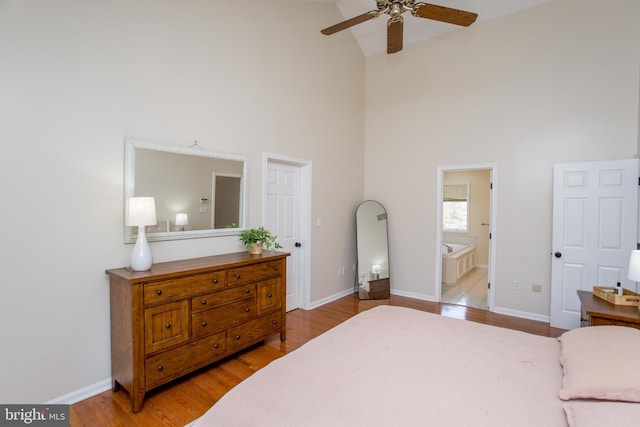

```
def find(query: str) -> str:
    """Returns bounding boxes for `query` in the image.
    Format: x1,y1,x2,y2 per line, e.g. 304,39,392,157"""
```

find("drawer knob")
157,365,163,371
213,343,219,349
156,290,162,295
235,335,241,340
268,293,273,298
165,323,171,329
245,308,250,312
236,274,241,279
213,279,218,284
201,300,207,305
272,320,278,325
202,321,207,327
273,266,278,270
245,289,250,293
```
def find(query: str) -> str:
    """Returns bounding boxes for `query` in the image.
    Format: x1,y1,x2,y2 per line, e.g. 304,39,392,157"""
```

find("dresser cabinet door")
144,300,189,354
257,278,281,315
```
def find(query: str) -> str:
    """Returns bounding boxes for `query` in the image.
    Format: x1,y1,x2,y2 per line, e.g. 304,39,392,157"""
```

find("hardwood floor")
70,294,566,427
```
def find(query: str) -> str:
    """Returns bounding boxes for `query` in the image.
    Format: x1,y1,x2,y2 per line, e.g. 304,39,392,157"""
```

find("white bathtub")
442,243,477,284
442,244,469,258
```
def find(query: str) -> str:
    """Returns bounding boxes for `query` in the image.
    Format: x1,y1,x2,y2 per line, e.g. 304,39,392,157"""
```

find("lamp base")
130,226,153,271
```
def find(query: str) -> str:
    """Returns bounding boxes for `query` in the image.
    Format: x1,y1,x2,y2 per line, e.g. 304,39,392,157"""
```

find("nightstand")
577,290,640,330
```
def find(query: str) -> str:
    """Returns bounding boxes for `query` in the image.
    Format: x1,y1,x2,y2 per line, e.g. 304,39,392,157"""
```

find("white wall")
365,0,640,318
0,0,365,403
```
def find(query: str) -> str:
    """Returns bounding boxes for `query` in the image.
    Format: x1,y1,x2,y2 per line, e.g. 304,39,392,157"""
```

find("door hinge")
490,182,493,190
488,282,491,289
637,177,640,186
489,233,492,239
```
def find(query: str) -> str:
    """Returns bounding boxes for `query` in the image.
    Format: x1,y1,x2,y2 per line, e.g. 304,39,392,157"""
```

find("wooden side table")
577,290,640,330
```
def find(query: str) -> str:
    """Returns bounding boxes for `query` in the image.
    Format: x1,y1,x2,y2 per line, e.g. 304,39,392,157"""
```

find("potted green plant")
238,226,283,254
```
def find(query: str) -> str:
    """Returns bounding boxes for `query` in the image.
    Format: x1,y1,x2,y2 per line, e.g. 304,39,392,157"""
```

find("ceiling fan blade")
387,16,403,54
412,3,478,27
321,10,380,35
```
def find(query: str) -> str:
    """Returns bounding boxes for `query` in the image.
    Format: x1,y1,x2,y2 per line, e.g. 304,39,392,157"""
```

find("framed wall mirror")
124,138,248,242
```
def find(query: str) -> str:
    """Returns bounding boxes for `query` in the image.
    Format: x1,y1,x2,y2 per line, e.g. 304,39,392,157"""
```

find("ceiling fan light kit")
321,1,478,54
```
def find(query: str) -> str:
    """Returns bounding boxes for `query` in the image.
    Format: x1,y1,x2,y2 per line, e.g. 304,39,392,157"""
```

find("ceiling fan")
321,1,478,54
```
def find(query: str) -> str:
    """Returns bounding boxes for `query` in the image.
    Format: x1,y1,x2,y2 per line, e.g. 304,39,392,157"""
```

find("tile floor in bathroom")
441,267,488,309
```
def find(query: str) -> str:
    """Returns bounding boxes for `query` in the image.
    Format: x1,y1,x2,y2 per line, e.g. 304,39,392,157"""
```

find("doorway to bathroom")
436,164,496,311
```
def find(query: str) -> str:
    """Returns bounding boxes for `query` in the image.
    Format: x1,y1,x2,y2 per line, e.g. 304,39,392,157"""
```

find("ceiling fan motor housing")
377,0,416,14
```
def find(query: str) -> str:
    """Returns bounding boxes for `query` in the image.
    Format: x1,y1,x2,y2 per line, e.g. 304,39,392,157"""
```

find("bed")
194,305,640,427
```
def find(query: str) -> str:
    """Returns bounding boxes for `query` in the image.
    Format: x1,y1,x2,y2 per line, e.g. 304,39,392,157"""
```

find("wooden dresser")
106,251,289,412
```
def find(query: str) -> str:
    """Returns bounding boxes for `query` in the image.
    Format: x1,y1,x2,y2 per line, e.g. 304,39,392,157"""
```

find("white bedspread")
196,305,567,426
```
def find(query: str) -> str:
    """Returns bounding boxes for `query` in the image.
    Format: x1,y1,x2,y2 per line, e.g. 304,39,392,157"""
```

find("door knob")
554,252,562,258
295,242,302,247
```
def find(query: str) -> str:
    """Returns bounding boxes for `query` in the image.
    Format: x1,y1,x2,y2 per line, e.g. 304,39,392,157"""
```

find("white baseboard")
493,306,550,323
308,288,441,310
307,288,550,324
390,289,439,302
307,288,354,310
46,378,112,405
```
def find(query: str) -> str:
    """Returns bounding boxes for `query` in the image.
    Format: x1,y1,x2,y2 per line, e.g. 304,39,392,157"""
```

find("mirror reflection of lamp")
175,213,189,231
627,250,640,313
125,197,156,271
371,264,381,280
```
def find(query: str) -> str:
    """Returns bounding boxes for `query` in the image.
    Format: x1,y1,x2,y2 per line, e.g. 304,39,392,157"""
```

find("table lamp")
175,213,189,231
126,196,157,271
372,264,381,280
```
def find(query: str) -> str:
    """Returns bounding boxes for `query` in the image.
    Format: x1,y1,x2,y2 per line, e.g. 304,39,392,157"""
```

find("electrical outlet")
532,283,542,292
514,280,521,290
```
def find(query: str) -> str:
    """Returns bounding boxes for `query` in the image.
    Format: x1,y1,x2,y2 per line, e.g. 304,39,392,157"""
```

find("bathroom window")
443,184,468,232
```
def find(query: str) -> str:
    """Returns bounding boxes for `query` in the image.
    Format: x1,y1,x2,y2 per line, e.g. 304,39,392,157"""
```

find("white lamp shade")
372,265,382,274
628,250,640,282
126,197,157,226
175,213,189,226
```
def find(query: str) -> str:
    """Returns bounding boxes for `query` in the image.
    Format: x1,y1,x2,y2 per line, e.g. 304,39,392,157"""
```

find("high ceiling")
294,0,552,56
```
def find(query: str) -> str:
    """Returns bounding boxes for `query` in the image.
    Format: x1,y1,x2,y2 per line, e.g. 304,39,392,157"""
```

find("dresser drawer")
257,278,281,315
227,260,283,286
144,300,189,354
145,332,226,387
144,271,227,305
192,297,256,339
590,316,640,329
191,284,257,313
227,312,282,352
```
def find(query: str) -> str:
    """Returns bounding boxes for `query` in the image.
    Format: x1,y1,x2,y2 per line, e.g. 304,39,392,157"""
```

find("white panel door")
550,159,638,329
266,162,301,311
